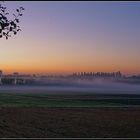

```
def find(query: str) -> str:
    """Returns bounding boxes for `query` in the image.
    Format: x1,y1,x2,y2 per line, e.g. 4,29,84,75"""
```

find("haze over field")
0,80,140,94
0,1,140,95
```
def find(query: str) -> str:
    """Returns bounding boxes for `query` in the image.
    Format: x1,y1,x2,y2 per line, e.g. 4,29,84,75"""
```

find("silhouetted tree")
0,3,24,39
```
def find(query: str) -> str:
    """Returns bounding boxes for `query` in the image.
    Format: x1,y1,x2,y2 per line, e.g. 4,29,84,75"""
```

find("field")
0,107,140,138
0,91,140,107
0,86,140,138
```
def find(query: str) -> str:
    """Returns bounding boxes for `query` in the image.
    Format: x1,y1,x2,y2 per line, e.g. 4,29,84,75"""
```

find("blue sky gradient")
0,1,140,75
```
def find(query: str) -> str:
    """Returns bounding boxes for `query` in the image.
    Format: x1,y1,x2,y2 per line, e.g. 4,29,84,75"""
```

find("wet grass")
0,92,140,107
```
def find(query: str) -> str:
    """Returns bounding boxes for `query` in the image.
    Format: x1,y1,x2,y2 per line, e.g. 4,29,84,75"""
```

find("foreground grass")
0,92,140,107
0,94,118,107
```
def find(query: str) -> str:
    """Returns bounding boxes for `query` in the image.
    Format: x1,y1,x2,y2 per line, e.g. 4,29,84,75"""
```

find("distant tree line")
72,71,122,78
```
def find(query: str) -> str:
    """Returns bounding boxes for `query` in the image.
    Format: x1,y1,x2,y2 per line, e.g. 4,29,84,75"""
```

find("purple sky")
0,1,140,75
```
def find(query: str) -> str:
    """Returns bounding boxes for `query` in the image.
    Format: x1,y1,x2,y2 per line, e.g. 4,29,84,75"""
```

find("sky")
0,1,140,75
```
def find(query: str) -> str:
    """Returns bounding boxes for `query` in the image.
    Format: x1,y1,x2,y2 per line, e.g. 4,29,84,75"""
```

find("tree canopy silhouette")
0,3,24,39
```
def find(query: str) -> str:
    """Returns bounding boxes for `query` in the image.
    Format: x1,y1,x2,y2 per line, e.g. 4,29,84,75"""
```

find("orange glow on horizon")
1,65,139,75
0,2,140,76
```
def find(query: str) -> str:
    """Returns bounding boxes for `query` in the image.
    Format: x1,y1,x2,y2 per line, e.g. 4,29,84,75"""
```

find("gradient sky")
0,1,140,75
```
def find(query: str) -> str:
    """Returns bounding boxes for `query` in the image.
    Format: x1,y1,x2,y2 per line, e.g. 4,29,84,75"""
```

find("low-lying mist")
0,78,139,95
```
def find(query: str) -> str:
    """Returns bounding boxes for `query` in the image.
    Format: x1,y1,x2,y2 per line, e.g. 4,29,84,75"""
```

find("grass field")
0,92,140,107
0,91,140,138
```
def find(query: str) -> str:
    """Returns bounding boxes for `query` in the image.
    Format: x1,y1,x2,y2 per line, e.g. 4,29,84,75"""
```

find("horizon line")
0,70,140,76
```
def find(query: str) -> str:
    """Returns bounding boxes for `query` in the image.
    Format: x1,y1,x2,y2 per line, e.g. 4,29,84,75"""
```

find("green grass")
0,92,140,107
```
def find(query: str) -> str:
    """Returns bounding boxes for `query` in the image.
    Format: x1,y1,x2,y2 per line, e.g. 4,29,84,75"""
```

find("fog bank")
0,79,140,94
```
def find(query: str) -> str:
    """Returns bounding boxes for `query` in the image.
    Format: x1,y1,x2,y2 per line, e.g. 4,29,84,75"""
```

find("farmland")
0,85,140,138
0,107,140,138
